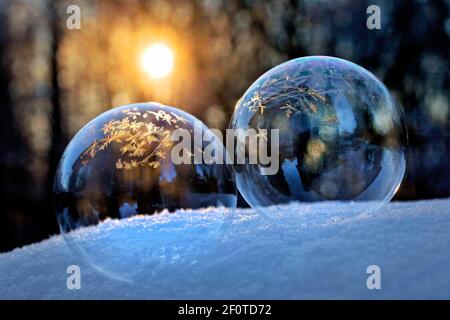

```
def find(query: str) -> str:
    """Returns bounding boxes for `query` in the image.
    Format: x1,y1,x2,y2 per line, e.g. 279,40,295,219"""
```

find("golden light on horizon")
140,43,174,79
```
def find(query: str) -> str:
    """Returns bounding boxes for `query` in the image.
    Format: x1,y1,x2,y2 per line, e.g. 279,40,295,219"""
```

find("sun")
140,43,174,79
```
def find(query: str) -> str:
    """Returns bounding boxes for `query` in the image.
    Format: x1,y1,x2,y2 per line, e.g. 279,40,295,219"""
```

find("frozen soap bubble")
54,102,236,282
230,56,407,216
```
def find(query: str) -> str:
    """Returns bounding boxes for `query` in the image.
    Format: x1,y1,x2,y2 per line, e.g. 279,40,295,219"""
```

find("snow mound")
1,199,450,299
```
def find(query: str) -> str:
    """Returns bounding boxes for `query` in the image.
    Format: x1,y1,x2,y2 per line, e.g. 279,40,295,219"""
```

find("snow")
1,198,450,299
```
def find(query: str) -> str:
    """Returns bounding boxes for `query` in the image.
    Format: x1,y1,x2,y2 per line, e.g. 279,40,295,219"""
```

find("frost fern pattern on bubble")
82,107,188,170
244,84,327,118
240,57,381,126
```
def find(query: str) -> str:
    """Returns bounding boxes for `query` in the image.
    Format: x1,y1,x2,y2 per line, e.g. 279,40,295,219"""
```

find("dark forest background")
0,0,449,252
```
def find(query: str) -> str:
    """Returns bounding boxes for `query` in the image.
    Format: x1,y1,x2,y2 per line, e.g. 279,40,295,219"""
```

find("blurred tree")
0,1,30,251
45,0,65,238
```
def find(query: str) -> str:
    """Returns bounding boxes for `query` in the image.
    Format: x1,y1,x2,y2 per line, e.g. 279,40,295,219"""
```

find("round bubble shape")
230,56,407,216
54,102,236,282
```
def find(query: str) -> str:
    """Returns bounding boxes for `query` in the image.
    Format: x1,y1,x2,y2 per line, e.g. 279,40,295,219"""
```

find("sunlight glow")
140,43,174,79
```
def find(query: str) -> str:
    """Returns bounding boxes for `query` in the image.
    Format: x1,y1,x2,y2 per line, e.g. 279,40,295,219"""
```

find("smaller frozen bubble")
54,102,236,282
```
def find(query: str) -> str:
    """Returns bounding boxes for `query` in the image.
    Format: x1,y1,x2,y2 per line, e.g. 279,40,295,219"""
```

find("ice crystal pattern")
82,108,187,170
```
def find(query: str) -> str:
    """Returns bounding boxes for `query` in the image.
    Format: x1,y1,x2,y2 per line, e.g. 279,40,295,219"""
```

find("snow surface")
1,198,450,299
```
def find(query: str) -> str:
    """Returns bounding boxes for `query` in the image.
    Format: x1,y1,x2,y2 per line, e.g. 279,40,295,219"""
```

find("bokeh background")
0,0,448,252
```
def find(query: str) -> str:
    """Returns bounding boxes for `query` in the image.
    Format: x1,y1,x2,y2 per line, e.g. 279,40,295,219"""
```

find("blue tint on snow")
1,198,450,299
